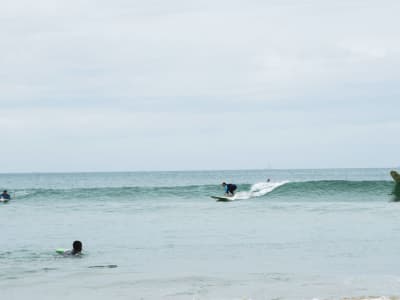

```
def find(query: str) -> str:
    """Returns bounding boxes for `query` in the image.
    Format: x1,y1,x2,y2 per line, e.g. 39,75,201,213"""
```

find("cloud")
0,0,399,171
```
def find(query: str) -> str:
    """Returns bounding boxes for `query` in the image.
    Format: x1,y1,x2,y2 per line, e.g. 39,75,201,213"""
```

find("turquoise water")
1,169,400,300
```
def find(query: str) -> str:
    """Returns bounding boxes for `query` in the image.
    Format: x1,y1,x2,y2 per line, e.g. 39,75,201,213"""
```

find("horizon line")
0,166,397,175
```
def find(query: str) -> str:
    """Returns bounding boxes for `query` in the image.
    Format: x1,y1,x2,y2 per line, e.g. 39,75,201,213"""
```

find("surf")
229,181,289,200
8,179,397,203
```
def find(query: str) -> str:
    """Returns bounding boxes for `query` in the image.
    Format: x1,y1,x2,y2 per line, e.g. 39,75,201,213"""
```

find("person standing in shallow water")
222,182,237,196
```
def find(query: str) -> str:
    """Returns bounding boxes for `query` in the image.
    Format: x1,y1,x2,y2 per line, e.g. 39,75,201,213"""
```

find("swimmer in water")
1,190,11,200
58,240,83,256
70,240,82,255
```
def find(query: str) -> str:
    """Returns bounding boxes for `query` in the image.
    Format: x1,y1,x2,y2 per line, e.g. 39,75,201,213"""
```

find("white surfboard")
211,196,234,202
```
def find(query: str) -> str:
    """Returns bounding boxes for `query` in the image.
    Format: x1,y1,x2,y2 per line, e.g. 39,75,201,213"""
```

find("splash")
232,181,289,200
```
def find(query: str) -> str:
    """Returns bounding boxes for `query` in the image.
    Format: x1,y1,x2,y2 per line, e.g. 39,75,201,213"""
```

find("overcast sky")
1,0,399,172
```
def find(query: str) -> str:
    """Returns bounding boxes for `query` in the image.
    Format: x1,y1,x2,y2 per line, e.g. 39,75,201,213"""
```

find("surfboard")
211,196,234,202
0,198,9,203
56,248,80,256
390,170,400,183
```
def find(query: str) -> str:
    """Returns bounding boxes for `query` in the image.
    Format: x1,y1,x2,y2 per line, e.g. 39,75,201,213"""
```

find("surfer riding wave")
213,180,288,201
222,182,237,196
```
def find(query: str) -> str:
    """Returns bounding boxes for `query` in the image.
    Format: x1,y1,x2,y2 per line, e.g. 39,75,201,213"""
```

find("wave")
270,180,394,196
13,185,220,200
11,180,398,202
216,180,397,201
231,181,289,200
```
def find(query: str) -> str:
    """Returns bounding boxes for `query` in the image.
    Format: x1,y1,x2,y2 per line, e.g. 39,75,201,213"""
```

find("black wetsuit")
1,193,10,200
225,184,237,195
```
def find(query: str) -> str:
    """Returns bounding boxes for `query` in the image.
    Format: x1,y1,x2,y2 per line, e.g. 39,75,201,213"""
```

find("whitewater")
1,168,400,300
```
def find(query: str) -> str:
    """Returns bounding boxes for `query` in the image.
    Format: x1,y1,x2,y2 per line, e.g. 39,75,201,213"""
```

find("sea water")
1,169,400,300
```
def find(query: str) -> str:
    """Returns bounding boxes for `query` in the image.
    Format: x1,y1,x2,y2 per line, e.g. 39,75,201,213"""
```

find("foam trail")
233,181,289,200
14,190,30,198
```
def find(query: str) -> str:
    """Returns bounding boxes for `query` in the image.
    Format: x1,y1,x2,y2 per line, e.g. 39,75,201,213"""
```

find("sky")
1,0,399,172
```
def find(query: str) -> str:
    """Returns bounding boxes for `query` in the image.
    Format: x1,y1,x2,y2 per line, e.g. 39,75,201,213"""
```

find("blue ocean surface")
1,168,400,300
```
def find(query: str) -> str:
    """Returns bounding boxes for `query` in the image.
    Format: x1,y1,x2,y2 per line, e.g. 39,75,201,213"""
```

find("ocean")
1,168,400,300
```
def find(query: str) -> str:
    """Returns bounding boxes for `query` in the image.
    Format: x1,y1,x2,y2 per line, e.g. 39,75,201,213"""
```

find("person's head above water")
2,190,7,193
221,182,226,186
72,240,82,254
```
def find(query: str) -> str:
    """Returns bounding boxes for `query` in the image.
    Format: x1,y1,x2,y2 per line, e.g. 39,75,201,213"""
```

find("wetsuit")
1,193,10,200
224,184,237,195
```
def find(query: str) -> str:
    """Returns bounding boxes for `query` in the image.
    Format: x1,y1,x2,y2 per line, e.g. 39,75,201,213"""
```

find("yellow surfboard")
390,170,400,183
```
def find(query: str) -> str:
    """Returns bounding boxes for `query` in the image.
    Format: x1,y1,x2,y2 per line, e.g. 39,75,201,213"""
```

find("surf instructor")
222,182,237,196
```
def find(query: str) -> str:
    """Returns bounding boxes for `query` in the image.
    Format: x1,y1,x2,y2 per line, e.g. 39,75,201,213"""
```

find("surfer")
70,240,83,255
222,182,237,196
59,240,83,256
1,190,11,200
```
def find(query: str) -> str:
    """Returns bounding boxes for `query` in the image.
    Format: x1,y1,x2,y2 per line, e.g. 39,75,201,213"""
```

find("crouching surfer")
222,182,237,196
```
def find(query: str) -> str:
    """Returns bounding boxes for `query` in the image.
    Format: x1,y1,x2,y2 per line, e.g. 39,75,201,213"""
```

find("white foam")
232,181,289,200
15,190,30,196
